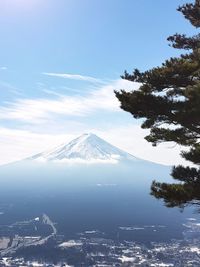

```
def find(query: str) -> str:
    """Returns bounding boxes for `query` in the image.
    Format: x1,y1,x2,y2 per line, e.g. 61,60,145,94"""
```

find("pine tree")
115,1,200,208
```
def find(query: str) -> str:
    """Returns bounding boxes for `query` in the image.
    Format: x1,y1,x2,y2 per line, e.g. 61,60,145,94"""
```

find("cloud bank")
0,79,138,123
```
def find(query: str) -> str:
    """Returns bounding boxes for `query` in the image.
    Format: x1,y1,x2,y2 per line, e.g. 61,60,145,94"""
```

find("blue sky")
0,0,196,165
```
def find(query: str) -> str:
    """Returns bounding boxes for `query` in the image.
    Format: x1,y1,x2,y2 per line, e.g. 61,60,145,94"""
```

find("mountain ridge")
28,133,141,164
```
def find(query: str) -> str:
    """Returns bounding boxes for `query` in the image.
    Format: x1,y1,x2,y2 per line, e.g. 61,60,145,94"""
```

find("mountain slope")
28,133,141,164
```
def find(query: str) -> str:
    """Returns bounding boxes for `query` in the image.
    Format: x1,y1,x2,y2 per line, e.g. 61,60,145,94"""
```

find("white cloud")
43,72,103,83
35,158,118,165
0,128,74,165
0,81,23,96
0,79,138,123
0,67,7,70
95,125,187,166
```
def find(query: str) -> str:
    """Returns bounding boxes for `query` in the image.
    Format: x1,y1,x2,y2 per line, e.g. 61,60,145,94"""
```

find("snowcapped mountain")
28,133,141,164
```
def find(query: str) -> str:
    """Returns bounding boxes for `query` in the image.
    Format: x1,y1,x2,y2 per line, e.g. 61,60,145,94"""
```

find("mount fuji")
28,133,142,164
0,133,171,189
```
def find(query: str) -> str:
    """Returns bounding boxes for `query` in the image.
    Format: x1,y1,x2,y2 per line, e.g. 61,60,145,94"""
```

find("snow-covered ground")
28,133,141,164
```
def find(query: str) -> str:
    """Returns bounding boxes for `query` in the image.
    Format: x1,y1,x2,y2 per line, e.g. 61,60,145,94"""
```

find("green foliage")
151,180,200,208
115,1,200,208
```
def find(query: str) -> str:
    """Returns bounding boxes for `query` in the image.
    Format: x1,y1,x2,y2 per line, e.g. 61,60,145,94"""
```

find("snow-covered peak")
72,133,100,144
29,133,140,164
